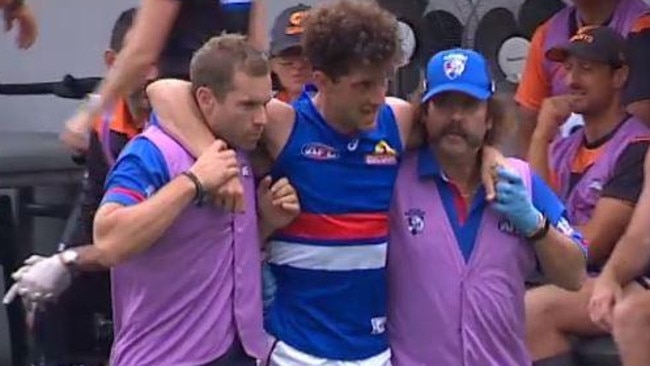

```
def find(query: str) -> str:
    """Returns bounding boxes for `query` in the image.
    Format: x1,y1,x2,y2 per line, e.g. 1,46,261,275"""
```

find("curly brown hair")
301,0,399,81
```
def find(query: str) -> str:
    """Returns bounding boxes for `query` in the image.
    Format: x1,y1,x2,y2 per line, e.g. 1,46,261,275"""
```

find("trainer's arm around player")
145,81,507,201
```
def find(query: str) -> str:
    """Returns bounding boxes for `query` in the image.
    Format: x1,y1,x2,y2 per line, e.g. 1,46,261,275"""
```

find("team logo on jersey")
301,143,339,160
497,218,520,237
374,140,396,155
241,165,251,177
405,209,425,235
443,53,468,80
365,140,398,165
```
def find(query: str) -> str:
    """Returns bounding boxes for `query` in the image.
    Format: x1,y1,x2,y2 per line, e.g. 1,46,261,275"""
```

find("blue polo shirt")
417,147,586,262
101,136,170,208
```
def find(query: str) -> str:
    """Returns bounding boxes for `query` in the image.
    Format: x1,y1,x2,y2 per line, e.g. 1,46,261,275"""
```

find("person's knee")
613,292,650,333
525,287,562,320
526,288,562,331
526,284,592,333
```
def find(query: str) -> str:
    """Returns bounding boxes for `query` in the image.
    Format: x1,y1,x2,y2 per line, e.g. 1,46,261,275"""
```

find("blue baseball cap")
421,48,495,103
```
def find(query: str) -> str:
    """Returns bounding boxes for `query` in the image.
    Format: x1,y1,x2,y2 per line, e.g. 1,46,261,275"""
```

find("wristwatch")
526,215,551,242
59,249,80,268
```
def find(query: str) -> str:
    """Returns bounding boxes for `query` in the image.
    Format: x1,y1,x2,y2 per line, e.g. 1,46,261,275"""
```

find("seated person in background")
269,3,312,103
515,0,650,157
526,26,650,366
590,148,650,366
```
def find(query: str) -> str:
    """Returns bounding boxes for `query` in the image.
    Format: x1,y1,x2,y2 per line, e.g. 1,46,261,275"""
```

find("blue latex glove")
491,167,542,237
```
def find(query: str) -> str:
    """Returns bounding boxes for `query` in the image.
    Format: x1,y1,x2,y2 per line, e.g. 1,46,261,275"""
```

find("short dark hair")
189,34,270,100
110,7,137,52
302,0,399,81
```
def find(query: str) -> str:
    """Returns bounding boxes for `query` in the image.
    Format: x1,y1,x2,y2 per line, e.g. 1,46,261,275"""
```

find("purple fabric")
109,124,266,366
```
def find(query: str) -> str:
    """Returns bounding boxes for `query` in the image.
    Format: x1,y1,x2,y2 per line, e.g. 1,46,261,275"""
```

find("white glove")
3,254,72,305
3,255,45,304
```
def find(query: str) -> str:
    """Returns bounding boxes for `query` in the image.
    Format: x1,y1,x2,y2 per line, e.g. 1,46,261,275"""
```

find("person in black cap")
60,0,267,153
545,25,629,69
526,25,650,366
269,3,312,103
515,0,650,159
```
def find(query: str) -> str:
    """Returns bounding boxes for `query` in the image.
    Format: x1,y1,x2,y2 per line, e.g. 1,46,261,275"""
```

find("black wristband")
181,171,206,206
527,215,551,242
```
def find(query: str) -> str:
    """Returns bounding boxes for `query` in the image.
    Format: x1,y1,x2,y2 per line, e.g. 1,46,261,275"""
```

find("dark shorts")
202,339,256,366
635,276,650,290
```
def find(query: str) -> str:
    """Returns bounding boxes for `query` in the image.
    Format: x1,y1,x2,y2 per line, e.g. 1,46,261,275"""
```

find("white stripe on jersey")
268,241,387,271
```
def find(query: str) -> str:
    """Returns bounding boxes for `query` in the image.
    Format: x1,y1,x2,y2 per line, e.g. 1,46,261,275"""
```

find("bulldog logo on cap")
443,53,468,80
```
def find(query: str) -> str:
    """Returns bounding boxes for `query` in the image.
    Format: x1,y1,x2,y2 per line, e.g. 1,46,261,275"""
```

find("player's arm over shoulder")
385,96,416,149
263,98,297,159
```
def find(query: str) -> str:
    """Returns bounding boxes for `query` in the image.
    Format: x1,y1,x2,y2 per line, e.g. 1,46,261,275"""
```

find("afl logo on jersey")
301,143,339,160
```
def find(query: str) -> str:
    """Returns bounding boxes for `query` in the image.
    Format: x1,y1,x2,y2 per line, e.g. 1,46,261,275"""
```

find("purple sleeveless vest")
543,0,649,96
109,125,266,366
388,155,536,366
550,116,650,226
